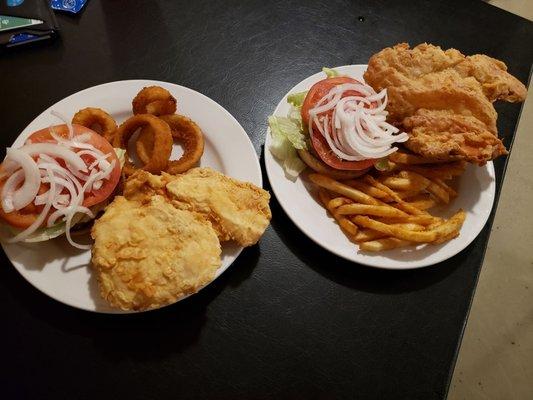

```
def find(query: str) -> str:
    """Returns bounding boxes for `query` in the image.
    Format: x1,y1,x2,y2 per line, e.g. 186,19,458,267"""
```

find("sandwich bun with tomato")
298,76,378,179
268,68,407,181
0,124,124,247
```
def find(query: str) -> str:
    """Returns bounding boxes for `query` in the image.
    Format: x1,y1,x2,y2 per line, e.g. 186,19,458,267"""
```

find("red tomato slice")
310,133,376,171
0,124,121,229
302,77,377,171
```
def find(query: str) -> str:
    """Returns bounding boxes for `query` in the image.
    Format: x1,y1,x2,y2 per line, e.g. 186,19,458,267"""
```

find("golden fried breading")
403,109,507,163
166,168,271,246
363,43,527,165
453,54,528,102
122,169,168,202
364,43,464,89
385,69,498,132
91,196,221,311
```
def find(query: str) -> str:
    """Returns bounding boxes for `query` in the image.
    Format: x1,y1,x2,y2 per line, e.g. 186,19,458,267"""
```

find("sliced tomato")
310,133,376,171
302,77,377,171
0,184,48,229
0,125,121,229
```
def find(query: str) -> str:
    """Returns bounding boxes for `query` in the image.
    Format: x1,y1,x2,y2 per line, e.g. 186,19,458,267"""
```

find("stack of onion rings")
113,114,173,175
72,107,117,142
132,86,177,116
136,114,205,175
71,86,204,177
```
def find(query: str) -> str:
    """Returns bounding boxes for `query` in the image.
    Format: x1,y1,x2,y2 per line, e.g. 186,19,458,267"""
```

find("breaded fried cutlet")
166,168,271,247
91,196,221,311
364,43,527,165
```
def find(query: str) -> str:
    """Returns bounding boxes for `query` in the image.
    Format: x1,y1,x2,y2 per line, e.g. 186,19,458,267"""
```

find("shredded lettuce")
323,67,340,78
287,91,308,108
268,115,307,181
268,66,344,181
20,222,69,243
374,157,393,172
268,115,306,150
114,147,126,167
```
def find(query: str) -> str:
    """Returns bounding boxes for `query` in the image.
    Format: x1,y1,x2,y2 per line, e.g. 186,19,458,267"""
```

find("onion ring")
113,114,173,175
136,114,205,175
72,107,117,142
132,86,177,116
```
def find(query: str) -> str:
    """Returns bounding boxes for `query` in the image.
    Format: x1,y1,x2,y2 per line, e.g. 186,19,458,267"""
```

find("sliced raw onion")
4,149,41,211
308,82,409,163
1,169,25,213
50,110,74,139
6,167,56,243
18,143,87,172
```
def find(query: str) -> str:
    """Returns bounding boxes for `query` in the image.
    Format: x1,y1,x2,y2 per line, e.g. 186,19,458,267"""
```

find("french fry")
374,214,441,226
393,223,426,231
406,194,438,210
429,210,466,244
433,178,458,198
359,238,413,251
403,162,466,180
328,197,352,210
396,190,423,200
337,204,409,218
344,179,391,200
338,218,359,236
354,229,387,242
381,176,429,192
364,175,426,215
312,165,466,251
318,189,358,237
427,181,450,204
354,223,424,243
352,216,437,243
389,152,449,165
309,174,380,205
398,170,450,204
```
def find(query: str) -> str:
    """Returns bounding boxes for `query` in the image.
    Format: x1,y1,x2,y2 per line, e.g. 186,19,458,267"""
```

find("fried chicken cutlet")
91,196,221,311
91,168,271,310
364,43,527,164
166,168,271,247
122,168,271,246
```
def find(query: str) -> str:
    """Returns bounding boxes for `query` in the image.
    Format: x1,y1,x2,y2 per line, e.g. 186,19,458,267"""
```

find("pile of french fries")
310,152,467,252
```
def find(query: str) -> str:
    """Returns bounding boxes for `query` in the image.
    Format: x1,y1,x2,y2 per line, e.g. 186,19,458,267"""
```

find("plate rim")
2,79,262,313
264,65,496,270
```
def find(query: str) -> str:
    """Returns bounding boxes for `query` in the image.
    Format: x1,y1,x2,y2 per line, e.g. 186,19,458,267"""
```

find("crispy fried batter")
91,196,221,311
166,168,271,246
92,168,271,310
403,109,508,163
364,43,527,165
453,54,528,102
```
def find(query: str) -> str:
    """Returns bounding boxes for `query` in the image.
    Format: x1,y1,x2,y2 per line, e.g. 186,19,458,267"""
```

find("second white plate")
2,79,262,313
265,65,496,269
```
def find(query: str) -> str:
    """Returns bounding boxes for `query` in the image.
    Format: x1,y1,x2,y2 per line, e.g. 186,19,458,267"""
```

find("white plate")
1,80,262,313
265,65,496,270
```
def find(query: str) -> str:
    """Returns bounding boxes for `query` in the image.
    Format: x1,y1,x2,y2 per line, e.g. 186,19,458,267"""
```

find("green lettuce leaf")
287,91,308,108
268,116,308,180
114,147,126,167
268,116,306,150
323,67,340,78
374,157,393,172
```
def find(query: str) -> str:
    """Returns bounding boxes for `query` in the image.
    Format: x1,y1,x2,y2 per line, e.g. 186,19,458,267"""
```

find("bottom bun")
297,149,371,180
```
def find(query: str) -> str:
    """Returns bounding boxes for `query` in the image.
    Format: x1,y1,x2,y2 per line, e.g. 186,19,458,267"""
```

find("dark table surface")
1,1,531,399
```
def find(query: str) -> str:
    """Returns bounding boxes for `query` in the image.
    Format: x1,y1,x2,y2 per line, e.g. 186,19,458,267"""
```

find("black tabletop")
1,1,531,399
